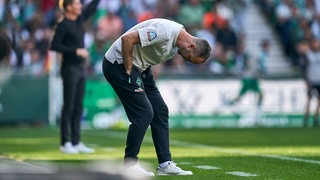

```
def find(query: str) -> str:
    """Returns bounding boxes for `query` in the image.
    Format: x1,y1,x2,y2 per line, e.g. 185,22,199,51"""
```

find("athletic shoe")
157,161,193,176
60,142,79,154
126,164,155,176
73,142,95,154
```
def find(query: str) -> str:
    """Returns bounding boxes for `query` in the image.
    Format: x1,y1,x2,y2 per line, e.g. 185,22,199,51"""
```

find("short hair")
194,38,211,62
59,0,74,11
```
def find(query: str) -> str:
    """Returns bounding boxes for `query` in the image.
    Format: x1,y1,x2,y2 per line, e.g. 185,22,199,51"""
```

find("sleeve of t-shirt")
137,25,167,47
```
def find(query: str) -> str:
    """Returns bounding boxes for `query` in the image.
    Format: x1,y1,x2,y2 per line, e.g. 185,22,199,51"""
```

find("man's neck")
65,12,78,21
176,29,192,47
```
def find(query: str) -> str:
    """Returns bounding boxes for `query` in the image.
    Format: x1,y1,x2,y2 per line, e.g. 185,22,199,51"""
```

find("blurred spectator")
97,10,123,42
117,0,138,32
215,20,238,72
275,0,293,59
156,0,180,20
233,42,250,76
35,27,53,58
0,0,253,77
177,0,205,33
130,0,158,15
258,0,320,68
0,30,11,61
88,36,111,75
225,0,247,35
299,0,315,22
298,38,320,127
202,3,227,32
26,49,44,76
310,14,320,40
21,38,35,68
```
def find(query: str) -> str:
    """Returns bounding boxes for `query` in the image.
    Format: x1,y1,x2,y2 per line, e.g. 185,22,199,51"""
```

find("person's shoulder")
160,19,183,31
151,18,181,26
55,16,67,26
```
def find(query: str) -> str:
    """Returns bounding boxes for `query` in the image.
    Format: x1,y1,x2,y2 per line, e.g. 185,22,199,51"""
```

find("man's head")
178,37,211,64
59,0,82,16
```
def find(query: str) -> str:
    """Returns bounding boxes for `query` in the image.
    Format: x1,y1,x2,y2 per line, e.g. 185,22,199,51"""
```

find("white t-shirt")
105,18,184,71
306,50,320,84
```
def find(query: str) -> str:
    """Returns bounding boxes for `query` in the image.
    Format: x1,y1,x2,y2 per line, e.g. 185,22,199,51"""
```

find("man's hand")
125,68,132,75
76,48,89,59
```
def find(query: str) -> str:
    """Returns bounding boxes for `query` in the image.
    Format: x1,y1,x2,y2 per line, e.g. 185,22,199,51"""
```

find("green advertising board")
0,75,49,124
83,78,119,124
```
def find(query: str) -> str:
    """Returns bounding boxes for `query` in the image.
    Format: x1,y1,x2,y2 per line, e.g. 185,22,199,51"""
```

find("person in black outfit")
50,0,100,154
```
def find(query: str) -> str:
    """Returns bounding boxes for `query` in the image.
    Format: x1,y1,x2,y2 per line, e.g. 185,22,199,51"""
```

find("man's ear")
188,43,196,49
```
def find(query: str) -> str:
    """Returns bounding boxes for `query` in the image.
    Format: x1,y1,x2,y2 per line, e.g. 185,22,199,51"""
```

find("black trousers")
102,59,172,164
60,64,85,146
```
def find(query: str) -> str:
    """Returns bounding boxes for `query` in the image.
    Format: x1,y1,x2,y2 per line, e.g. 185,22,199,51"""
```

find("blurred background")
0,0,318,128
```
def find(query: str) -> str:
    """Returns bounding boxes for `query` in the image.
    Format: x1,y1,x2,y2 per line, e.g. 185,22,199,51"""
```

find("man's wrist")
126,69,131,75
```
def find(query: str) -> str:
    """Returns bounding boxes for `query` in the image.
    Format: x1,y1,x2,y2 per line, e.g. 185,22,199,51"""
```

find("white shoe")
126,164,155,176
60,142,79,154
157,161,193,176
73,142,95,154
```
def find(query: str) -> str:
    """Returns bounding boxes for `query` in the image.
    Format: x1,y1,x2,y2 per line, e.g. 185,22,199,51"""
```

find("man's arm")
81,0,100,21
50,23,88,59
121,31,141,75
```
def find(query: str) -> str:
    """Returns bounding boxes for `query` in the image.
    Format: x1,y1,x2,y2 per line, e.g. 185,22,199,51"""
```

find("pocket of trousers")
130,66,144,88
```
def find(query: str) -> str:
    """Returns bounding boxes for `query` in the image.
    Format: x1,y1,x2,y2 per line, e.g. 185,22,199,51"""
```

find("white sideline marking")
100,131,320,165
226,171,258,177
169,140,320,165
179,162,193,165
193,165,220,170
0,156,54,174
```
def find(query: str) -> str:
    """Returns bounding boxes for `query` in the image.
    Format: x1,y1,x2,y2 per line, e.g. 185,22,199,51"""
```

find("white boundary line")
169,139,320,165
193,165,220,170
225,171,258,177
0,156,55,174
101,131,320,165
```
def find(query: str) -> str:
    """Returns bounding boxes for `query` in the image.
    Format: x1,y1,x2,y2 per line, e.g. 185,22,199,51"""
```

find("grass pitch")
0,127,319,179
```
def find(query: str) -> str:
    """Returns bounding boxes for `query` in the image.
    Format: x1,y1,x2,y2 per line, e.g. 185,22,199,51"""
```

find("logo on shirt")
147,31,157,42
136,77,142,86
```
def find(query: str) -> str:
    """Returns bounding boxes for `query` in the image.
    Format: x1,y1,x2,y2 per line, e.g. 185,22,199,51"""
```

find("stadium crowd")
257,0,320,67
0,0,246,77
1,0,319,78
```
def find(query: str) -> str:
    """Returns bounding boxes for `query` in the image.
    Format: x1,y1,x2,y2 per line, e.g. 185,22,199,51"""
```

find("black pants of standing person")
60,64,86,146
102,58,172,165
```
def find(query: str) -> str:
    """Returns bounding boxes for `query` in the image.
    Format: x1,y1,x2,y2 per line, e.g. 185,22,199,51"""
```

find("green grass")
0,127,320,179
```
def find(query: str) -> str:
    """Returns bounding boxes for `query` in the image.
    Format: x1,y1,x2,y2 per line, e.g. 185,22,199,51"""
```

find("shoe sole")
60,151,79,154
60,149,79,154
157,172,193,176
